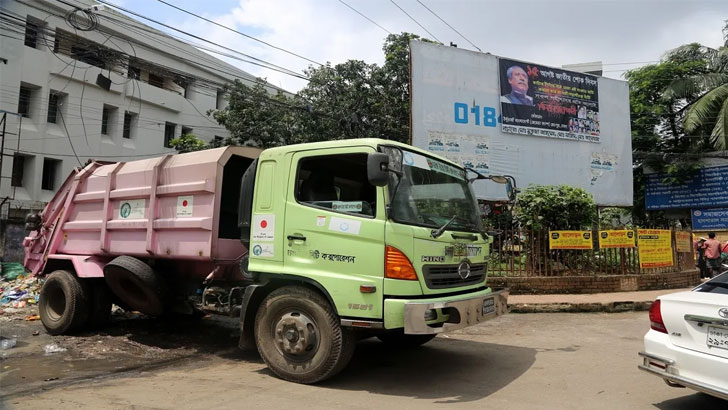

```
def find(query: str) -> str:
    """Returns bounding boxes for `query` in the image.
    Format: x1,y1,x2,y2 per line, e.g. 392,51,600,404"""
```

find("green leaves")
514,185,597,231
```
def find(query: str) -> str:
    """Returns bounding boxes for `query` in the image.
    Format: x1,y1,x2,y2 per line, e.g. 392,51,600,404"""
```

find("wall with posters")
410,41,633,205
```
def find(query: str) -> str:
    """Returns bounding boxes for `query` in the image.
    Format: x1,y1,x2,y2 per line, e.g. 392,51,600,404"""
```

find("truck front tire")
104,256,168,316
39,270,89,335
254,286,355,384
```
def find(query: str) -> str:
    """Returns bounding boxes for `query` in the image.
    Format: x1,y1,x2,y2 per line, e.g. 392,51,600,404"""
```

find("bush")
515,185,596,231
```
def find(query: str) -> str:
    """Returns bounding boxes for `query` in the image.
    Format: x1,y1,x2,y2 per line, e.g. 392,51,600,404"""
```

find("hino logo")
457,260,471,280
719,308,728,319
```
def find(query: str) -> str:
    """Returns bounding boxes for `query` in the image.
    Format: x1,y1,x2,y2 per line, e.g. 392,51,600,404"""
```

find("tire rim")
45,283,66,322
272,311,319,361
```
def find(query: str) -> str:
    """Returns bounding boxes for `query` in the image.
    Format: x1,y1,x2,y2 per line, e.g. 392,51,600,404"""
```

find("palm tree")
664,24,728,150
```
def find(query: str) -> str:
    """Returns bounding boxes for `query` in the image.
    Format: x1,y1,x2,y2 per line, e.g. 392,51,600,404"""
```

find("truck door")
284,147,385,320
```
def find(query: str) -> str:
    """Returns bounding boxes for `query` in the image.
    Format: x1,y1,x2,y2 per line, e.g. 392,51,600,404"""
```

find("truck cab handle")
287,235,307,241
451,233,478,241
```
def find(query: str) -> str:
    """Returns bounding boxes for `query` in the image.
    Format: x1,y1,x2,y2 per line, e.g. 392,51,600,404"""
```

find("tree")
169,133,206,153
664,22,728,150
210,33,433,148
514,185,596,231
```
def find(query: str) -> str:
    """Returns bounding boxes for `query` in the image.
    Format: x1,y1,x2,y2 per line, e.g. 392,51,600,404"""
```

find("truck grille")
422,263,486,289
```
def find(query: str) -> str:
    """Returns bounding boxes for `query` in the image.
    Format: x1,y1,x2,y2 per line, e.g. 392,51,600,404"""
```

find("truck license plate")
482,297,495,315
707,326,728,350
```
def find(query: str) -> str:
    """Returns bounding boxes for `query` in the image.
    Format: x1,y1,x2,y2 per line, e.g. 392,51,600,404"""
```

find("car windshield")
695,270,728,295
382,147,482,232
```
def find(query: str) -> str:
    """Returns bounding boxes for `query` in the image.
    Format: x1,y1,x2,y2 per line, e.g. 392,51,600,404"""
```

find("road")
1,312,724,409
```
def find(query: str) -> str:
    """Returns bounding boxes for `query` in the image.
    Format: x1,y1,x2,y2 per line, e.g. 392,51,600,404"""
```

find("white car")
639,267,728,400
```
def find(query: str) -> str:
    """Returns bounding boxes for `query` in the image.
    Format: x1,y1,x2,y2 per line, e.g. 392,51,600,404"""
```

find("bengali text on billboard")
598,230,636,249
499,58,600,143
637,229,674,268
549,231,593,250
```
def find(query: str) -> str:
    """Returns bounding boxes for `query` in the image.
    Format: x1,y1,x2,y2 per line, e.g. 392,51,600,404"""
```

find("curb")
508,301,653,313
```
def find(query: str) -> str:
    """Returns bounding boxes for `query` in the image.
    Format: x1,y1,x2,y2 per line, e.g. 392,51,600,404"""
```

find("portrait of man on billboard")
500,65,534,106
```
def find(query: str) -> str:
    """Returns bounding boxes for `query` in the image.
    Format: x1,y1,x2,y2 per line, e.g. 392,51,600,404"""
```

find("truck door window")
296,154,376,217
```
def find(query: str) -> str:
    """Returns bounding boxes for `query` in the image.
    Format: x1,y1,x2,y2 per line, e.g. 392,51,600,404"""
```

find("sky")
107,0,728,92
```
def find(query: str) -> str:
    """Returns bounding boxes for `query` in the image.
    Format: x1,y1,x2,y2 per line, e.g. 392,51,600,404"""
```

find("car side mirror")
367,152,390,186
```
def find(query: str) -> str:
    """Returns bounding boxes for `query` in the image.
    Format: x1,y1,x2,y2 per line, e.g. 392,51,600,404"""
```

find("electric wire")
337,0,392,35
389,0,440,43
415,0,480,51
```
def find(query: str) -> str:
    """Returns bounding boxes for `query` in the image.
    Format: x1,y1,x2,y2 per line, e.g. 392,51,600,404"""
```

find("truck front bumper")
384,288,509,334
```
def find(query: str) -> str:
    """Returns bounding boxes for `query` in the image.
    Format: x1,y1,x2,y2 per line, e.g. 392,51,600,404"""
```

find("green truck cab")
238,138,510,383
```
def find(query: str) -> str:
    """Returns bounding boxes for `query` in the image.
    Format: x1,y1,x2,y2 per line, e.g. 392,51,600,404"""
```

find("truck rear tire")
254,286,355,384
39,270,89,335
104,256,168,316
377,332,437,347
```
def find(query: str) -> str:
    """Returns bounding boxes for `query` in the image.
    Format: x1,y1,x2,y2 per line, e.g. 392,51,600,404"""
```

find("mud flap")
238,284,265,350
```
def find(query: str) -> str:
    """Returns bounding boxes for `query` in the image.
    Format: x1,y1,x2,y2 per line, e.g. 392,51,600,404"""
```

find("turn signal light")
649,300,668,334
385,246,418,280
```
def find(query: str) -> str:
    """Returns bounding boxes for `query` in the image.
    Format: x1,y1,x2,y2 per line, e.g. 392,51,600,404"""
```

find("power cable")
415,0,480,51
337,0,392,35
389,0,440,43
56,104,84,166
155,0,323,67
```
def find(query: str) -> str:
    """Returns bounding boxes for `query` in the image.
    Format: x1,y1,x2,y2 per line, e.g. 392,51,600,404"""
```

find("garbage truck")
23,138,513,383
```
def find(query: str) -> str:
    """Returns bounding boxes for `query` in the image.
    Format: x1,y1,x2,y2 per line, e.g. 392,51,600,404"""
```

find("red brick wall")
487,270,700,295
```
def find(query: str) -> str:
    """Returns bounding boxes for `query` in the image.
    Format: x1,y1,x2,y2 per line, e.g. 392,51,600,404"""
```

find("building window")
123,112,136,139
101,105,116,136
181,126,193,137
148,72,164,88
18,86,32,118
24,17,41,48
128,65,141,80
47,92,63,124
164,122,176,148
216,89,225,109
213,135,223,147
11,155,26,187
42,158,60,191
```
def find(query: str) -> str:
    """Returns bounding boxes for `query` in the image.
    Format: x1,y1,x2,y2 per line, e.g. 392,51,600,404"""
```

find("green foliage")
515,185,596,231
209,33,433,147
169,133,206,153
598,207,631,229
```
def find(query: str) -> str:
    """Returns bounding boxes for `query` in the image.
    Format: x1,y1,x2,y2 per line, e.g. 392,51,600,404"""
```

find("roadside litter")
0,263,42,309
43,344,67,354
0,337,17,350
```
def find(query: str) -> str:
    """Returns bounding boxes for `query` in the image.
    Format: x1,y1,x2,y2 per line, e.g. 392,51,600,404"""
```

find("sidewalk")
508,287,694,313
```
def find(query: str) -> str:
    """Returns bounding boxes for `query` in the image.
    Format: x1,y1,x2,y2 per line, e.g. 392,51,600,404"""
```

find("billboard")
645,164,728,210
692,208,728,230
410,41,633,205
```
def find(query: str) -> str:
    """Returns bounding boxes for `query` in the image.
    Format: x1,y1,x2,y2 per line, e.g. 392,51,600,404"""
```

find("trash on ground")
0,337,17,350
1,270,41,309
24,314,40,321
43,344,67,354
32,330,40,336
1,262,26,281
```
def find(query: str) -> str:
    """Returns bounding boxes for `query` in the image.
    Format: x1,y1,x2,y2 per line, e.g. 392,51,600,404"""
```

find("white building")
0,0,279,214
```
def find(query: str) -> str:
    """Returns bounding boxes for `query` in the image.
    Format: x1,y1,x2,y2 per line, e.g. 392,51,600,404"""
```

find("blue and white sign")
692,208,728,230
646,165,728,210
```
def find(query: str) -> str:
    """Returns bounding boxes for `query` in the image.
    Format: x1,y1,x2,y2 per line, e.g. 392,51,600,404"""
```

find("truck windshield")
382,147,482,233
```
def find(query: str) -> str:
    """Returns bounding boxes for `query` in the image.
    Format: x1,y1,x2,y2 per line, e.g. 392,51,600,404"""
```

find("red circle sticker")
260,220,268,228
182,200,188,207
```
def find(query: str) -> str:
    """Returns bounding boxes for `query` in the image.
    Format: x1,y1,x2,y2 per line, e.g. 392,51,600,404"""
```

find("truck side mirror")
367,152,390,187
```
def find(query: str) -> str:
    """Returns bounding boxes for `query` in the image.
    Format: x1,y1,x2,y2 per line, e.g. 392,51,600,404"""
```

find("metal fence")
488,226,695,277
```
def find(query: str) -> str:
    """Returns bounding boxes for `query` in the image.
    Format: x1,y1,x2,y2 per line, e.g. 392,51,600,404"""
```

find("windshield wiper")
431,215,457,238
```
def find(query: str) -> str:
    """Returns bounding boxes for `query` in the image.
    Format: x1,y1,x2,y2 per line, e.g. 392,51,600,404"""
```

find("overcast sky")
113,0,728,92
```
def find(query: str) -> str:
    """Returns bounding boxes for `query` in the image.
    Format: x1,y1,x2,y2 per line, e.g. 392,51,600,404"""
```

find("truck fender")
237,275,339,350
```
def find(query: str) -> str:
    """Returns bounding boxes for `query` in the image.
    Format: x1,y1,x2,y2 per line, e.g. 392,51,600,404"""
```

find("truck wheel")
104,256,168,316
39,270,89,335
254,286,355,384
86,279,113,327
377,332,437,348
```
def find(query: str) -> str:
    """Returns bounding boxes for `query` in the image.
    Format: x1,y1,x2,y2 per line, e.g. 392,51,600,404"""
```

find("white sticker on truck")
176,196,193,217
331,201,364,213
119,199,145,219
251,243,274,257
328,217,361,235
252,214,275,241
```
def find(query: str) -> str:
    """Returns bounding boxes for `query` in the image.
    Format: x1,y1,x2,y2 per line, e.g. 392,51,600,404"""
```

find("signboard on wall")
499,58,600,143
645,164,728,210
674,231,693,253
409,41,633,205
692,208,728,230
598,230,635,249
549,231,593,250
637,229,673,268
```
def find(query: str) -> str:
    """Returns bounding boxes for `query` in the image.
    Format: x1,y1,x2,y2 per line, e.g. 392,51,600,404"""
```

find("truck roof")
260,138,462,169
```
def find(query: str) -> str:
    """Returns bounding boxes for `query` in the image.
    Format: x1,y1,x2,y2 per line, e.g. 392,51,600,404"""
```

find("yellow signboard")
598,230,636,248
637,229,673,268
674,231,692,253
549,231,593,250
